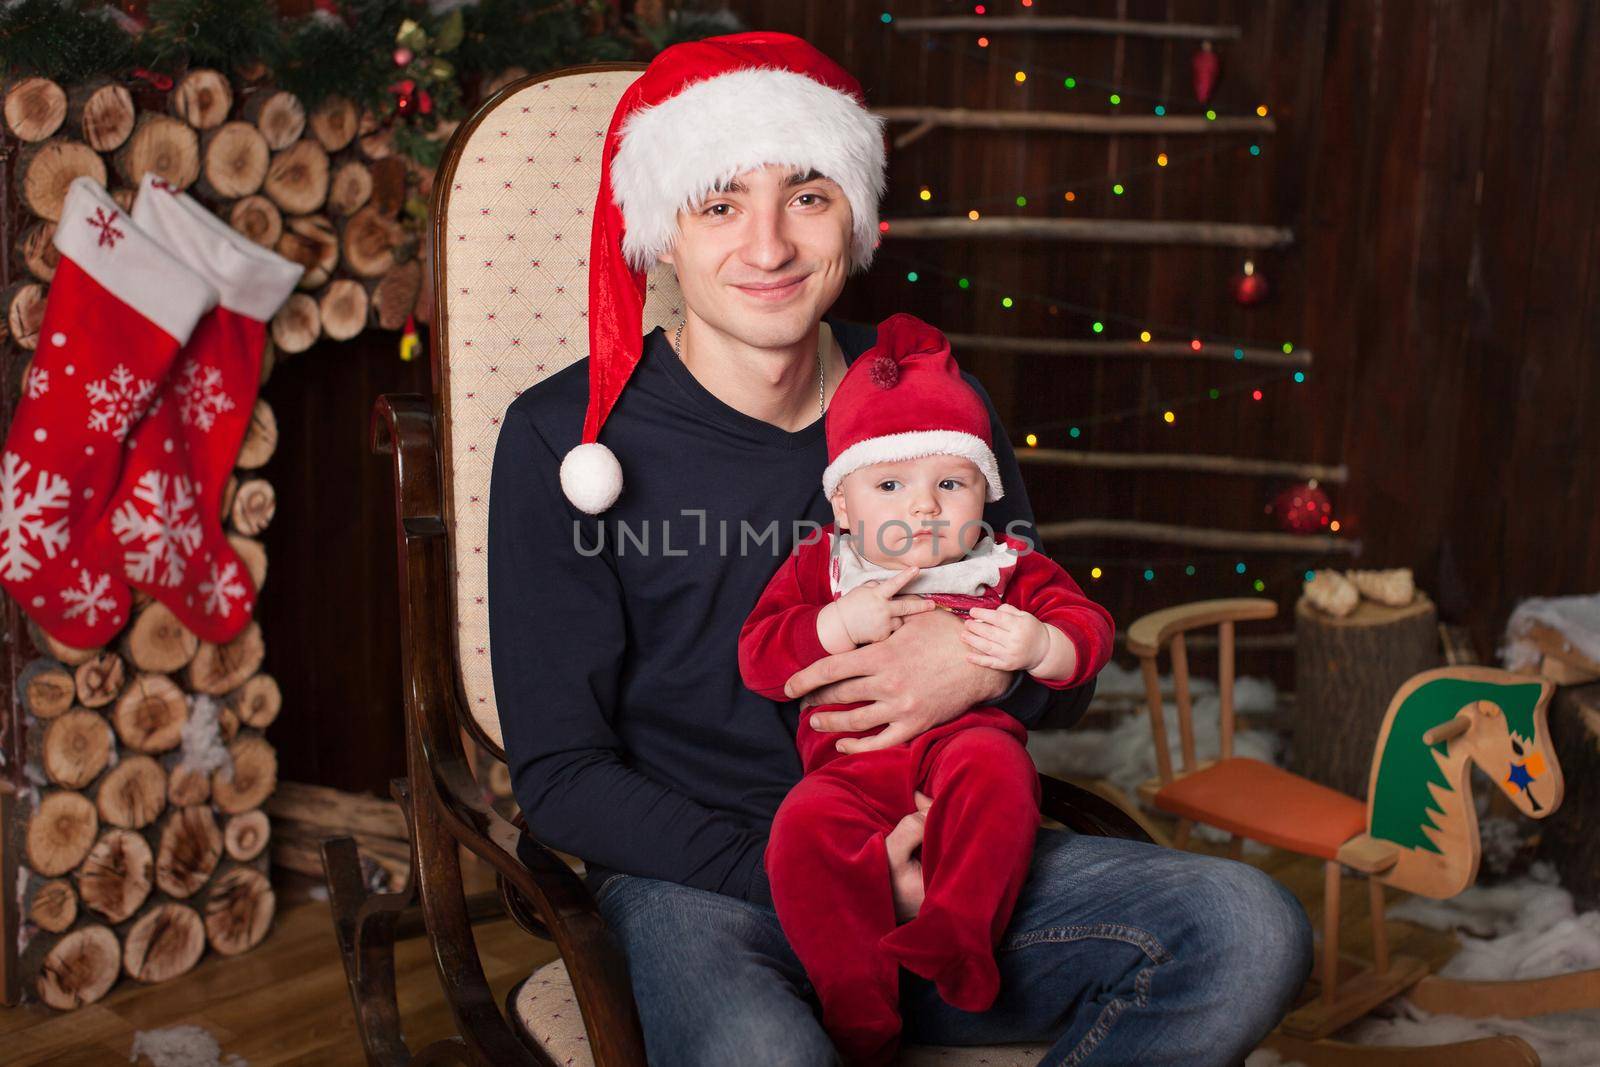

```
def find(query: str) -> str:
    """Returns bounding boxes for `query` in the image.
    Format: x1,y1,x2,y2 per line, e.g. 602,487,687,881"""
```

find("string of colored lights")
872,245,1302,360
870,4,1329,593
882,7,1262,113
895,134,1257,216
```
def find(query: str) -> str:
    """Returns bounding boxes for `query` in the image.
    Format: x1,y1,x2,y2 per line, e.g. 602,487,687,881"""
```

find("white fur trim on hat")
561,442,624,515
611,67,887,274
822,430,1003,502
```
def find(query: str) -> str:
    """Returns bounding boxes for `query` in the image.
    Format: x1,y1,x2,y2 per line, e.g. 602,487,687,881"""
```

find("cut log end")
186,621,267,696
224,809,271,862
27,790,99,876
37,925,120,1009
77,827,154,923
155,805,224,898
123,902,207,983
212,734,278,814
205,866,276,955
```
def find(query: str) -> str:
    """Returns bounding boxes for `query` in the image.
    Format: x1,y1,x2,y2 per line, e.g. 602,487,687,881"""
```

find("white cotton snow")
1325,866,1600,1065
1501,590,1600,672
177,694,234,781
129,1025,247,1067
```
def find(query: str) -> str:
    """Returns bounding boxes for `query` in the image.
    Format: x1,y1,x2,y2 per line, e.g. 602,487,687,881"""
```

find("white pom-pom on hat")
560,442,624,515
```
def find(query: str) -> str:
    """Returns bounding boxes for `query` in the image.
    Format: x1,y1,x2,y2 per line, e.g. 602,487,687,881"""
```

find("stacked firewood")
0,68,357,1010
10,402,280,1009
3,68,426,361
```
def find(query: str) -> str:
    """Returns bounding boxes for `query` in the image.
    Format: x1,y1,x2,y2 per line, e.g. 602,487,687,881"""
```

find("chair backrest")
1125,598,1279,784
432,65,684,754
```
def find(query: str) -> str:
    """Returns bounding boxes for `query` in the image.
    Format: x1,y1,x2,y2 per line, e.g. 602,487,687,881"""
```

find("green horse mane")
1369,677,1543,853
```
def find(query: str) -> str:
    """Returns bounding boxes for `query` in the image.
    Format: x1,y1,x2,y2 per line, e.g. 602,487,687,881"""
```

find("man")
488,31,1311,1066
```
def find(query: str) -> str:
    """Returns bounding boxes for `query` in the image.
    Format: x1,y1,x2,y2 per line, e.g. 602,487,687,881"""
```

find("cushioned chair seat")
508,958,1051,1066
1152,756,1367,860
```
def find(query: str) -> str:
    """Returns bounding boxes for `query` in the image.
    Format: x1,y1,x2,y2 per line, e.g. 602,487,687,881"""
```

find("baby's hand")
962,604,1051,672
832,565,936,646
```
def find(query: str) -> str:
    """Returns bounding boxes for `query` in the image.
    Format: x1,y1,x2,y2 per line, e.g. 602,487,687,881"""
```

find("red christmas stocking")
87,174,303,643
0,177,219,648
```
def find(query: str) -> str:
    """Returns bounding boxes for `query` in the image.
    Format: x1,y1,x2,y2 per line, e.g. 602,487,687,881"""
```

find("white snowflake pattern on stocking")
85,363,159,442
24,365,48,399
172,358,236,432
108,470,202,587
198,559,247,617
0,451,70,581
59,568,117,625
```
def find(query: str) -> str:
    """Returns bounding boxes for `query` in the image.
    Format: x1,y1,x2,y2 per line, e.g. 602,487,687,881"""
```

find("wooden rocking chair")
321,63,1152,1067
1126,597,1600,1066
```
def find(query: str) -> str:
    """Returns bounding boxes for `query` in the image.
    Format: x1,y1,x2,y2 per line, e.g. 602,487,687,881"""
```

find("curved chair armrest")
1039,772,1153,843
1125,598,1278,657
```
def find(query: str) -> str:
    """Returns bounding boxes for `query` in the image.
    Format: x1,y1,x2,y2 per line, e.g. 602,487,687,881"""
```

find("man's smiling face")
657,163,854,350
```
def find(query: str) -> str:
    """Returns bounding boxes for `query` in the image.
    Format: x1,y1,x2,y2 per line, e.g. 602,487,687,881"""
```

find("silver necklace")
673,319,827,418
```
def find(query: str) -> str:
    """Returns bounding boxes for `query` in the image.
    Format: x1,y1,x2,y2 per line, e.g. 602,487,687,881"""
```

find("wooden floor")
0,817,1462,1066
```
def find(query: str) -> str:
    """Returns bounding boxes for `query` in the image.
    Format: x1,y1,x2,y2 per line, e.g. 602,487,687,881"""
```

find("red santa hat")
560,31,889,514
822,313,1003,501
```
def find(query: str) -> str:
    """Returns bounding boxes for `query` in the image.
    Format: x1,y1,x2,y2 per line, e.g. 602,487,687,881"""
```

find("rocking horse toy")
1126,598,1599,1065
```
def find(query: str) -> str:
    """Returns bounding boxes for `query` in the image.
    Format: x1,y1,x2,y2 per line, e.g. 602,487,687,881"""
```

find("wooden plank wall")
737,0,1600,676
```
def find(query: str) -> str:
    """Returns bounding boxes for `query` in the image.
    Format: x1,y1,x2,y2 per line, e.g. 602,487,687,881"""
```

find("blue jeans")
594,827,1312,1066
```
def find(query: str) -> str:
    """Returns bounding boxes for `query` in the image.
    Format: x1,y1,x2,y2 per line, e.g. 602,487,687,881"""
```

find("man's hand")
887,791,933,922
784,608,1014,754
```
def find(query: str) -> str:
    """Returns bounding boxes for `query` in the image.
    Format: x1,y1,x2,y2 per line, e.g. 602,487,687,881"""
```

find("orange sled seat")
1152,757,1367,861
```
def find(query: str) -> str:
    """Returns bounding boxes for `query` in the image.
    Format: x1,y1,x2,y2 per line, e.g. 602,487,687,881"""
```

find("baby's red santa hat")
822,313,1003,502
560,31,889,515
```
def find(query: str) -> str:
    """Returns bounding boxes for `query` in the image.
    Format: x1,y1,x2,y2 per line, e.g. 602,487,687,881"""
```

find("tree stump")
1534,681,1600,908
1290,592,1440,797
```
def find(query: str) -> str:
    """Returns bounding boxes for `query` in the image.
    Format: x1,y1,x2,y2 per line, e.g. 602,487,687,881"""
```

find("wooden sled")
1128,598,1591,1062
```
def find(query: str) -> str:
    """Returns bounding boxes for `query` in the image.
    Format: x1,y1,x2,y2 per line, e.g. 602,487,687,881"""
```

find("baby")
739,313,1114,1066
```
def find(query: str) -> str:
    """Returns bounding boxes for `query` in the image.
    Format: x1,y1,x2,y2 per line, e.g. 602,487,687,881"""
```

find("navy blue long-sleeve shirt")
486,313,1096,906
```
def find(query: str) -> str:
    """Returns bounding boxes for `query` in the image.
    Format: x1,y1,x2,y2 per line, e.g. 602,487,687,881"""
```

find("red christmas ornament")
1230,259,1269,307
1192,41,1220,105
1269,480,1332,534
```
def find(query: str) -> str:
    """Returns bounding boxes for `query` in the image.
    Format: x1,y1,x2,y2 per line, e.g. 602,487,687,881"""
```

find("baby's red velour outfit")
736,314,1115,1066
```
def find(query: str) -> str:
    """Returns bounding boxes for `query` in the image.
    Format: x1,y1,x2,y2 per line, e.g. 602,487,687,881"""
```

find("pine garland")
0,0,136,83
0,0,742,166
137,0,284,76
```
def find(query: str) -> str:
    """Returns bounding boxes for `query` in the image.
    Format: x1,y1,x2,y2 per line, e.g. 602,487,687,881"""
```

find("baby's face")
832,455,987,569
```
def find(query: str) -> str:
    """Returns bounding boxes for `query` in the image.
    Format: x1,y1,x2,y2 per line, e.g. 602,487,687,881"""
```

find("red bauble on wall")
1268,480,1333,534
1192,41,1220,104
1231,260,1269,307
